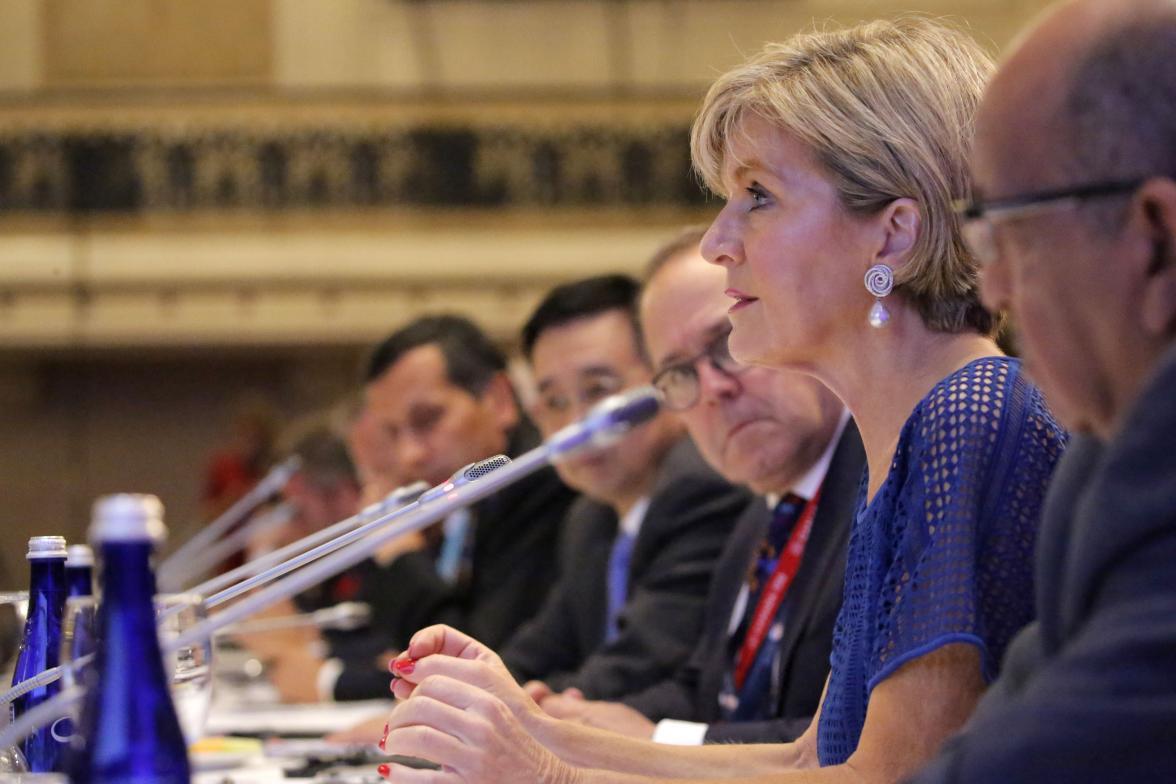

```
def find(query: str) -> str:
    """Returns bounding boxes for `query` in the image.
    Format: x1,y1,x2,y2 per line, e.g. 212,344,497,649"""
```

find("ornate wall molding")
0,119,711,213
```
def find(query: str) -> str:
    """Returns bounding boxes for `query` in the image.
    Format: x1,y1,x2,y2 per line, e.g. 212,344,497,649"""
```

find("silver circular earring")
864,265,894,328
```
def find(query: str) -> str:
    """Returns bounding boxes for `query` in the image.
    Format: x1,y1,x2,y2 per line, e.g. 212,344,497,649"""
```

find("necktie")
604,529,635,643
718,494,806,720
436,508,473,585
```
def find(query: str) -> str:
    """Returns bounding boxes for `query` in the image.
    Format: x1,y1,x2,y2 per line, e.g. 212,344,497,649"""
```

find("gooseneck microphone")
200,464,495,610
186,480,429,602
158,455,302,590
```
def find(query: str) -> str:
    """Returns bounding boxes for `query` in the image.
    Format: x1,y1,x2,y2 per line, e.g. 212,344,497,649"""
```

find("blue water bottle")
10,535,69,772
68,494,191,784
65,546,94,599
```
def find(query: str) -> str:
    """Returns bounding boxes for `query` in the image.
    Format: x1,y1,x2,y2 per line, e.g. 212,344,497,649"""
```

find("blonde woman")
377,18,1067,784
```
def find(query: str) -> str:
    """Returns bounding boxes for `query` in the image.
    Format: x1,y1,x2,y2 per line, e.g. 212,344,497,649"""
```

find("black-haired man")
361,314,578,650
502,275,749,700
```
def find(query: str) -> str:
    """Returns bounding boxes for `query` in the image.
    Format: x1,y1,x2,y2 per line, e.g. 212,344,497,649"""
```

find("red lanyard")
733,487,822,690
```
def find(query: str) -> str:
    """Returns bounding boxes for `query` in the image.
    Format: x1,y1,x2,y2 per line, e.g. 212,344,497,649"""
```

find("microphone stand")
158,455,302,590
183,480,428,606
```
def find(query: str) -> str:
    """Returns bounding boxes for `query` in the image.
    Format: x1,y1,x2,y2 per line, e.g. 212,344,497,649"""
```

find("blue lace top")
816,357,1067,766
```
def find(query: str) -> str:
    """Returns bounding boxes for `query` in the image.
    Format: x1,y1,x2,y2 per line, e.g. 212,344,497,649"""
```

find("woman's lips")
725,288,759,313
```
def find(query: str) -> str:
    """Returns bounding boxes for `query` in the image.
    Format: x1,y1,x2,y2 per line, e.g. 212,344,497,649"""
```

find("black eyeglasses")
651,327,747,412
953,178,1145,267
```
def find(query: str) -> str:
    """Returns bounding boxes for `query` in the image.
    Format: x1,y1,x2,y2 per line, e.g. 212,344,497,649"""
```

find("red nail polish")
379,722,389,750
393,659,415,675
377,763,391,777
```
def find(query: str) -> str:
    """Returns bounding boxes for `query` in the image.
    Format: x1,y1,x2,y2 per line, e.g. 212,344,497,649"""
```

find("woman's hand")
382,667,578,783
389,625,543,727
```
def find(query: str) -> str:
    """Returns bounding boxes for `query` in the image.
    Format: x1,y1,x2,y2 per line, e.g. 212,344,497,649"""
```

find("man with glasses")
501,274,748,701
910,0,1176,781
539,230,864,745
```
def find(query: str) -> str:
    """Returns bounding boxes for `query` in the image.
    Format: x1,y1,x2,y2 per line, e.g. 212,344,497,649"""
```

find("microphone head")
460,454,511,482
548,386,663,461
420,455,512,504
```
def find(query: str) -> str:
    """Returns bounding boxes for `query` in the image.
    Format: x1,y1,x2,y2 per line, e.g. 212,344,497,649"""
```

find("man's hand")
389,625,545,731
266,646,326,703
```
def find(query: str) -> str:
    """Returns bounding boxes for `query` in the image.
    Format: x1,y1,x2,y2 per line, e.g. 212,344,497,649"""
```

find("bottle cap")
66,544,94,568
89,494,167,545
26,536,67,560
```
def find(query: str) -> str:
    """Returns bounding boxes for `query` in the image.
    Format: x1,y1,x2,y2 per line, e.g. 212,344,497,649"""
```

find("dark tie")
718,494,806,720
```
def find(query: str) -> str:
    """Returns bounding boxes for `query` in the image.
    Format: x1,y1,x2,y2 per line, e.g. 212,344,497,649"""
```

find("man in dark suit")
502,275,748,701
541,231,862,744
909,1,1176,780
357,315,577,652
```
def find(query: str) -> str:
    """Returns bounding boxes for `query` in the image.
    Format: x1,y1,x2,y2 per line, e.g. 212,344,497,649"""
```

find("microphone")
158,455,302,590
419,455,512,504
546,385,664,461
218,601,372,635
202,461,503,610
185,480,428,606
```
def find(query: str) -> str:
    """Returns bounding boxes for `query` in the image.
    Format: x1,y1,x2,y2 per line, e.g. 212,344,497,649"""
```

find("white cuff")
652,719,708,746
315,657,345,703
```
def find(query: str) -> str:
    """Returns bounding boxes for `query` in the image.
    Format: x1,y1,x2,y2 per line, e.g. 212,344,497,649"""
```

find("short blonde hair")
691,17,996,334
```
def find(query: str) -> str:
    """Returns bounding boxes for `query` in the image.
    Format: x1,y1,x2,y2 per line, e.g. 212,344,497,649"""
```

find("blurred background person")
912,0,1176,779
501,274,747,700
359,315,578,650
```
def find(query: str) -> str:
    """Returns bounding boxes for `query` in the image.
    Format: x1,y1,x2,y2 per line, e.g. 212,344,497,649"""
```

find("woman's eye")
746,184,770,209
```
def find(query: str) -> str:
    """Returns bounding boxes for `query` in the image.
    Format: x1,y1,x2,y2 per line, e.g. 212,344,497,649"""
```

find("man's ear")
1136,178,1176,337
871,197,922,271
480,372,521,433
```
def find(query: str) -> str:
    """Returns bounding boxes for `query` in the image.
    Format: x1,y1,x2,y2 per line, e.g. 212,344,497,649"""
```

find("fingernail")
379,722,389,750
392,659,415,675
377,763,391,778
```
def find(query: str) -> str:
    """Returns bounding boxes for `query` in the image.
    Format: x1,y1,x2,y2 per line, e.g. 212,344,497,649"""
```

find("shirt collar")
766,408,850,506
618,495,651,538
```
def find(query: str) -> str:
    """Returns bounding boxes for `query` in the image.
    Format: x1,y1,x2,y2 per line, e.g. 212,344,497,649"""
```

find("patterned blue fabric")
816,357,1067,766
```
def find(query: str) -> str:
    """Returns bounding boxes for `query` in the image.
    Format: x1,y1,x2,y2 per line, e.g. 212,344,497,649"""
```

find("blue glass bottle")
65,546,94,600
10,535,69,772
68,494,191,784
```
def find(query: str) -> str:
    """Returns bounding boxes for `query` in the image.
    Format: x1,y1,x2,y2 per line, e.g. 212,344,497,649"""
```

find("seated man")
912,0,1176,779
501,274,749,700
359,315,578,650
540,230,862,743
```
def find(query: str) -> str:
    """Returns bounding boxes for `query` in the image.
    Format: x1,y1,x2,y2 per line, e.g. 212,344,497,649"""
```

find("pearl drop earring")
864,265,894,328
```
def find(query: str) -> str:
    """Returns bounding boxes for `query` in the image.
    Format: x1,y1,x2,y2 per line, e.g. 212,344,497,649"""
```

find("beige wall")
0,0,1056,94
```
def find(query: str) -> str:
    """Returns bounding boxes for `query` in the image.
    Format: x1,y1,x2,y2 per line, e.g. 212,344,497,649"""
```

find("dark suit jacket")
911,345,1176,783
501,436,751,700
624,422,865,743
332,420,578,700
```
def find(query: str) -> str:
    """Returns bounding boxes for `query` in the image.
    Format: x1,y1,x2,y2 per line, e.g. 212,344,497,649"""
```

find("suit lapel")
770,422,864,698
